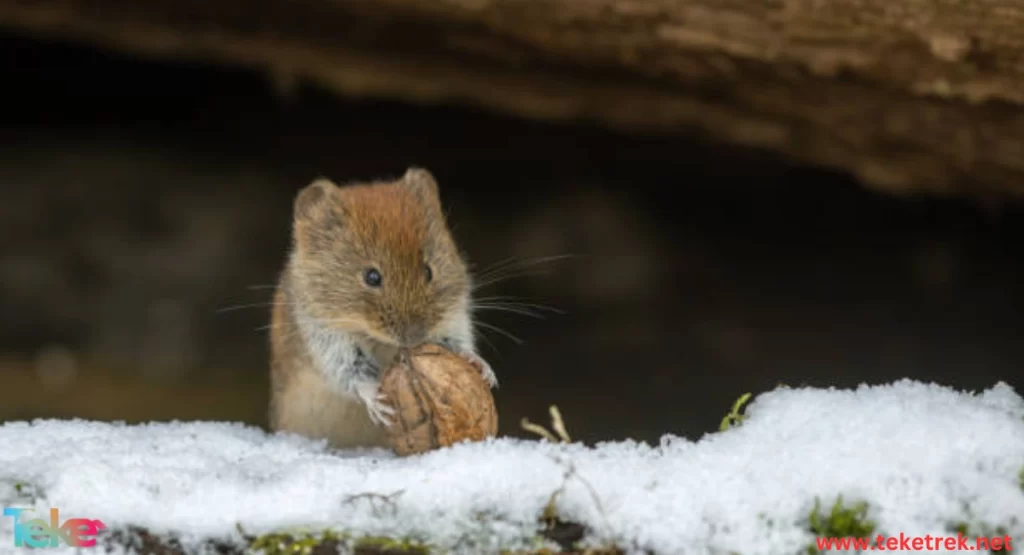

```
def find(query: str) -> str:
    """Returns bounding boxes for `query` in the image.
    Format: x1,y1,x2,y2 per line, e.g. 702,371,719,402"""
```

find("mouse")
268,167,497,449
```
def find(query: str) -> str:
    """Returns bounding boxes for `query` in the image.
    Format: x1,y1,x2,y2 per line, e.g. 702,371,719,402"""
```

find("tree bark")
2,0,1024,195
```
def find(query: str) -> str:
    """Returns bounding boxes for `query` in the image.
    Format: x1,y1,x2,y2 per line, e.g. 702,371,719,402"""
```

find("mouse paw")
354,380,395,427
435,338,498,389
365,394,396,427
462,351,499,389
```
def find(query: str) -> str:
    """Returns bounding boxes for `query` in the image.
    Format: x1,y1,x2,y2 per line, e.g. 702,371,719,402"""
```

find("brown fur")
269,273,389,448
268,168,477,448
289,173,468,346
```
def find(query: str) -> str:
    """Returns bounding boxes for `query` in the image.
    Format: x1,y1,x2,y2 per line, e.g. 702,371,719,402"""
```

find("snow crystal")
0,379,1022,554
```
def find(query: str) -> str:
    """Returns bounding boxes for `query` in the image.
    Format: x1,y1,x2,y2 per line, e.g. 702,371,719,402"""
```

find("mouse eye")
424,264,433,283
363,268,383,288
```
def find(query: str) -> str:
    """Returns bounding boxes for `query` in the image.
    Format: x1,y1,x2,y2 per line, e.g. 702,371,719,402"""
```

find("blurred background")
1,19,1022,445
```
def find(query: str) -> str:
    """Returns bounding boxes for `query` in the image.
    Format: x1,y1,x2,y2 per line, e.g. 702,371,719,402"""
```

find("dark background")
1,29,1022,444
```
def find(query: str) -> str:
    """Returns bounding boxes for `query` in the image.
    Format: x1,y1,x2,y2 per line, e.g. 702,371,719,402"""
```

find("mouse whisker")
472,327,499,353
471,304,547,319
473,320,524,345
471,253,574,281
469,255,522,279
470,254,576,290
480,252,576,271
256,317,364,336
472,297,565,314
255,323,302,338
215,301,294,314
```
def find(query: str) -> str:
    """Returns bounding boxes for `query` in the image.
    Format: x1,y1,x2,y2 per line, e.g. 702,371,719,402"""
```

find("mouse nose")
398,322,427,347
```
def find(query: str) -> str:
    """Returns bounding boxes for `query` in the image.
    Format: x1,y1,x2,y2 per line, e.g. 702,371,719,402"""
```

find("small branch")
521,419,560,442
549,406,571,443
342,490,405,517
540,457,613,547
521,405,573,443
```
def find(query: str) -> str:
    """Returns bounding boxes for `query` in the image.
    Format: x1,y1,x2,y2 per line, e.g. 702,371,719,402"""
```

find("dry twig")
521,405,572,443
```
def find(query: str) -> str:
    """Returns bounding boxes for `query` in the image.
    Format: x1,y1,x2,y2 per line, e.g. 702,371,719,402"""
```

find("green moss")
804,496,874,554
719,392,753,431
951,521,969,537
0,478,40,505
353,536,429,554
249,530,342,555
248,530,431,555
500,549,620,555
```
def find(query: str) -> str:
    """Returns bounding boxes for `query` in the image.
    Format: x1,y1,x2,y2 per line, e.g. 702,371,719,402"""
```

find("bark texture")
2,0,1024,195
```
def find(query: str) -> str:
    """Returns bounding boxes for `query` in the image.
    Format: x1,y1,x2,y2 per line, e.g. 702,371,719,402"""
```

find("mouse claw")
354,380,395,427
462,352,499,389
376,393,396,414
434,339,499,389
366,397,395,427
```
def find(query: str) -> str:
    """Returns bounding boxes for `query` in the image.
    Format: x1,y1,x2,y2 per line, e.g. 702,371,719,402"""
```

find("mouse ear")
400,167,442,209
294,177,337,222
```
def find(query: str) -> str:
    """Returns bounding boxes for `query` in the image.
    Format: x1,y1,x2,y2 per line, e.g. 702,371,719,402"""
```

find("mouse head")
290,167,470,347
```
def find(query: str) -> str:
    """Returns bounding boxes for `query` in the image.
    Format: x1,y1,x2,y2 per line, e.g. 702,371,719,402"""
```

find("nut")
379,343,498,456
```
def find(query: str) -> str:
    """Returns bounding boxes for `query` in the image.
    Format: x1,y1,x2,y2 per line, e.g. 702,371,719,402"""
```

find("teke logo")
3,507,106,548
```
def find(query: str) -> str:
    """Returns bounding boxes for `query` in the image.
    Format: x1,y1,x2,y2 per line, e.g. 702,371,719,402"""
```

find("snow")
1,379,1022,555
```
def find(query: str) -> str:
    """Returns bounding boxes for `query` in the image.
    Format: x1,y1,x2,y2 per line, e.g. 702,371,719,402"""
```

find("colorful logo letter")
3,507,106,548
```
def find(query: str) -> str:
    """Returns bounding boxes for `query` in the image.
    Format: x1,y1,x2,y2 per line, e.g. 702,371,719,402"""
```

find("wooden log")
2,0,1023,195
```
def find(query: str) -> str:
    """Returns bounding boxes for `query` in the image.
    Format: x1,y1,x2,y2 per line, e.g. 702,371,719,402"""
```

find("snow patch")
0,379,1022,554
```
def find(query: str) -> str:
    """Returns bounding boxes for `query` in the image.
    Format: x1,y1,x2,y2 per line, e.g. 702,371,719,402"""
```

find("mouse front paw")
462,351,499,389
436,338,498,389
353,379,395,427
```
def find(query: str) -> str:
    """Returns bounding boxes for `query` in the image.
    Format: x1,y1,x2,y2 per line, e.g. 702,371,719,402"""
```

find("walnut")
379,343,498,456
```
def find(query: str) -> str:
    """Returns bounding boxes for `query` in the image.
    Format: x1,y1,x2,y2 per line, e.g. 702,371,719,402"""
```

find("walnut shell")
379,343,498,456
